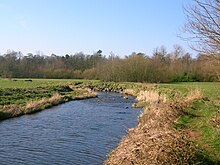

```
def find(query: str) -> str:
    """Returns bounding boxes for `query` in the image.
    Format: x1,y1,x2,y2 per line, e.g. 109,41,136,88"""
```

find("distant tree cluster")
0,46,219,82
96,46,219,82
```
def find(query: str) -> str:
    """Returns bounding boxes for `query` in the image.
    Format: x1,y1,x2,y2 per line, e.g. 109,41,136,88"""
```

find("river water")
0,93,141,165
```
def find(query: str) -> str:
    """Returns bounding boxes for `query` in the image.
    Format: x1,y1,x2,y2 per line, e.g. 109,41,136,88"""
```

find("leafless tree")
182,0,220,55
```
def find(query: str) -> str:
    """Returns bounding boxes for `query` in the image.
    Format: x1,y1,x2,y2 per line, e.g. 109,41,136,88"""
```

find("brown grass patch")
24,93,63,114
185,88,203,102
123,89,137,96
210,115,220,129
1,105,21,117
105,102,196,165
136,90,167,104
185,129,202,141
73,90,97,100
104,89,203,165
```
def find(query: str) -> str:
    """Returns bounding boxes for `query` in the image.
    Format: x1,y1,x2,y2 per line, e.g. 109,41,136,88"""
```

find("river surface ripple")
0,92,141,165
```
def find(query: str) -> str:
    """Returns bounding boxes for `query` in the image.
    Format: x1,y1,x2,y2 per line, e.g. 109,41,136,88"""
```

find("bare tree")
182,0,220,55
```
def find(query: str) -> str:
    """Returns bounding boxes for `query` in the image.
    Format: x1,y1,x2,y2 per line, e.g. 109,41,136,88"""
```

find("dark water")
0,93,141,165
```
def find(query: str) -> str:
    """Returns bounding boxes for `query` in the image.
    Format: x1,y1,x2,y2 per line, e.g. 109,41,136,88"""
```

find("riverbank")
104,82,220,164
0,78,135,121
0,79,97,121
104,90,199,164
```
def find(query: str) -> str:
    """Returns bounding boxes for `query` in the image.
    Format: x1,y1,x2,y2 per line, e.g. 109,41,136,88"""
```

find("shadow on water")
0,92,141,165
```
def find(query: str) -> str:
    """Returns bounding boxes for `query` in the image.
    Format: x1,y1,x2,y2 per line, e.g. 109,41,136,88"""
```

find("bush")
172,72,198,82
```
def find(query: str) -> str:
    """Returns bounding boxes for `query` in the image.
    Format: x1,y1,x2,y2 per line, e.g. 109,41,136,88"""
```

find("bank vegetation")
104,82,220,164
0,81,97,120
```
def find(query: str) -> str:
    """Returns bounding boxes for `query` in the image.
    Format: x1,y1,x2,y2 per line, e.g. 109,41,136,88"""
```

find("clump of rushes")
136,90,167,104
0,105,22,119
24,93,63,114
185,88,203,102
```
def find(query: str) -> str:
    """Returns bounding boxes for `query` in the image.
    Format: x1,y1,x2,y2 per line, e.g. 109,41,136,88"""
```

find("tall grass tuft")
136,90,167,104
186,88,203,102
24,93,63,114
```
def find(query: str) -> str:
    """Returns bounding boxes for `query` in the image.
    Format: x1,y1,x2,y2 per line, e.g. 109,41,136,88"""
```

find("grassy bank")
0,78,97,120
159,82,220,162
104,82,220,164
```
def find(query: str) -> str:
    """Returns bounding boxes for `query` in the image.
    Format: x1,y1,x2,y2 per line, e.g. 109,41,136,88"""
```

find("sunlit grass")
159,82,220,161
0,78,98,89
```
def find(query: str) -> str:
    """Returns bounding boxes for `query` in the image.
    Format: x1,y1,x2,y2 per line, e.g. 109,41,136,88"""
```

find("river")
0,92,141,165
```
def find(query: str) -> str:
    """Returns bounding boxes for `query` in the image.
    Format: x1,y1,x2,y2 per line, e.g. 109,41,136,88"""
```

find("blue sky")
0,0,193,56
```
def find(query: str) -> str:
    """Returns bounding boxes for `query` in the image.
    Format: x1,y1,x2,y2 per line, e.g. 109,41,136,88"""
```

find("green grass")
0,78,99,105
0,78,98,89
0,86,75,106
159,82,219,98
159,82,220,162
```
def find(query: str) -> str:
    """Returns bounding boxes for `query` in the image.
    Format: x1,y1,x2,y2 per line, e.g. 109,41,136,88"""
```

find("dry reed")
105,89,203,165
24,93,63,114
185,88,203,102
136,90,167,104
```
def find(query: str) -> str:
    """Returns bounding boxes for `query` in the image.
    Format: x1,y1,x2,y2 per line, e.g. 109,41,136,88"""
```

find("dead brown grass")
210,115,220,129
104,89,203,165
73,90,97,100
24,93,63,114
1,105,21,117
136,90,167,104
185,88,203,102
123,89,137,96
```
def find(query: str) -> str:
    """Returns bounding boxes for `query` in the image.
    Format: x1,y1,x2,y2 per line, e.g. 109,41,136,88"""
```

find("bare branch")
181,0,220,55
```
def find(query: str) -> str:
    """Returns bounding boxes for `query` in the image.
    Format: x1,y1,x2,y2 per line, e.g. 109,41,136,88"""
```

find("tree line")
0,46,219,82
